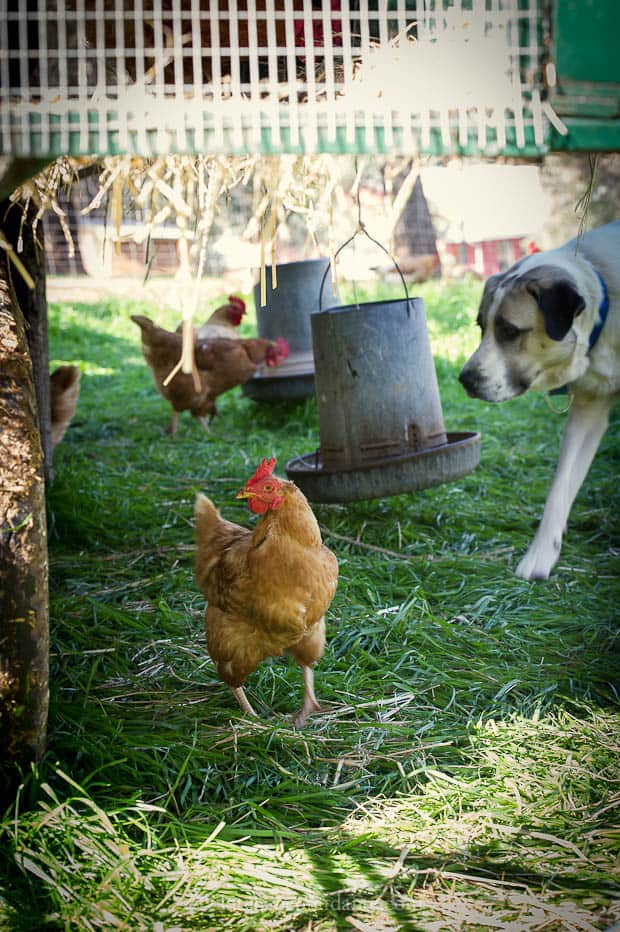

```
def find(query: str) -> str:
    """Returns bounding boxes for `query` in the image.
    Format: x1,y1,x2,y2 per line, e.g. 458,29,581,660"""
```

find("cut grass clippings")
1,277,618,931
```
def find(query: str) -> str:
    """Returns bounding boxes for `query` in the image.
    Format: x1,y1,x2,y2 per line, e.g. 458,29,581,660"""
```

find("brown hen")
131,314,288,435
194,458,338,727
176,295,246,341
50,365,81,449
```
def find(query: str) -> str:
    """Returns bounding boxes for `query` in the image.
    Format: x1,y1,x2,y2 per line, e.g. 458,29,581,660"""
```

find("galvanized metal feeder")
242,258,339,402
286,232,480,503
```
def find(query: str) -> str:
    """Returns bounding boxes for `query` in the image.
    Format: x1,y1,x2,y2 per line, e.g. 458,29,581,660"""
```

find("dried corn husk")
9,153,350,379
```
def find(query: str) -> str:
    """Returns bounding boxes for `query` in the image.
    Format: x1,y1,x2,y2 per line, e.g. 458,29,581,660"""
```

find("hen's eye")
263,482,273,492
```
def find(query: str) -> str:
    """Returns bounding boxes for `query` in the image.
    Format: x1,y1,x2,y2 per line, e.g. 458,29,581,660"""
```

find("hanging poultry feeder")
242,258,340,402
285,235,480,503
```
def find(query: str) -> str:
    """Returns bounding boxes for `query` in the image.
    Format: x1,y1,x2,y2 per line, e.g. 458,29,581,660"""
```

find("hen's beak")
236,488,252,500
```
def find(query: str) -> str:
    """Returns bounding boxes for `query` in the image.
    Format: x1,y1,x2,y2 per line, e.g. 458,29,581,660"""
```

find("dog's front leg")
516,394,613,581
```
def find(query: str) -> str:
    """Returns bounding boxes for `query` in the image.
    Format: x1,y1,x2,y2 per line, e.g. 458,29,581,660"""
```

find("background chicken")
176,295,246,341
50,364,81,449
194,457,338,727
131,315,288,435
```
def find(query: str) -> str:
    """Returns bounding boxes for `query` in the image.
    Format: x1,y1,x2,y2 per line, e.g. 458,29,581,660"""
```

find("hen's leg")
169,410,179,437
230,685,257,717
197,416,211,433
290,618,325,728
293,665,321,728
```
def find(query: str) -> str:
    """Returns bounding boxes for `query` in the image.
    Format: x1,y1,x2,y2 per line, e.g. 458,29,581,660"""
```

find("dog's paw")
516,540,560,581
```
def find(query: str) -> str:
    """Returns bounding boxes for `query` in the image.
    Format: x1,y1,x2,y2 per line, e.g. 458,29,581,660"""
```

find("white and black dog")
459,220,619,580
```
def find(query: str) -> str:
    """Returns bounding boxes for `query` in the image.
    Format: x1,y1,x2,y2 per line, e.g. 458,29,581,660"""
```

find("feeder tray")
286,431,481,503
243,372,315,402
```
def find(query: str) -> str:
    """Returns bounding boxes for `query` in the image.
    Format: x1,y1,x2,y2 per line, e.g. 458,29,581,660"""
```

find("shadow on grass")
2,804,616,931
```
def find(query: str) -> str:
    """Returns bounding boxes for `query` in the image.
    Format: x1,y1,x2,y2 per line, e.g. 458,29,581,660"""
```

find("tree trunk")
1,197,52,478
0,247,49,803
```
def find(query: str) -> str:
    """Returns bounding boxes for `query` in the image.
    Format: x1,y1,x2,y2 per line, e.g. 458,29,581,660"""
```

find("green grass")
1,277,619,931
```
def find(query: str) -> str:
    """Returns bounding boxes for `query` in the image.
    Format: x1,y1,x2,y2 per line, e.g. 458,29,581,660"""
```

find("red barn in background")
442,235,523,276
420,164,550,278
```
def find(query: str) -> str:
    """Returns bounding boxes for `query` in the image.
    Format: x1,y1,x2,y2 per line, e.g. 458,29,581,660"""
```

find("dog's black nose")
458,366,479,397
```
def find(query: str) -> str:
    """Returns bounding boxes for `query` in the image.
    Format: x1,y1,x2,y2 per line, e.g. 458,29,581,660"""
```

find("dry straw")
10,153,347,384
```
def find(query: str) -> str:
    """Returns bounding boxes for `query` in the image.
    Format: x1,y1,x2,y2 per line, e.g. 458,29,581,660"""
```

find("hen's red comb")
248,457,277,485
228,295,246,312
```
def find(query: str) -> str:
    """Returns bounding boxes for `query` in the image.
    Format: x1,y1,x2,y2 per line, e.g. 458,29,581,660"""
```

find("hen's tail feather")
195,492,218,525
194,493,221,588
194,493,246,591
195,493,221,546
130,314,154,335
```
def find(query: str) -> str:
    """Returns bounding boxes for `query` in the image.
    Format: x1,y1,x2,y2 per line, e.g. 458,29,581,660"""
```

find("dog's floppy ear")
481,272,505,303
524,271,585,341
477,271,506,325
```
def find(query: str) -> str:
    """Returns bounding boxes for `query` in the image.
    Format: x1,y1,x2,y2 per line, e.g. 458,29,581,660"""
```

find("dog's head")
459,263,586,402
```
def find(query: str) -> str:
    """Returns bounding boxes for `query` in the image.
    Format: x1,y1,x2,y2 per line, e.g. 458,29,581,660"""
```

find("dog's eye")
496,318,522,341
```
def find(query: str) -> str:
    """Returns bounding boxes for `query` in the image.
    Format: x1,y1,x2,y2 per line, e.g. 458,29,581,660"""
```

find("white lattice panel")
0,0,549,158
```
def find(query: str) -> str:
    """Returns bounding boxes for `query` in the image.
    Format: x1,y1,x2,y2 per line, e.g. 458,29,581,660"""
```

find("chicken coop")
2,0,619,170
1,0,619,785
0,1,570,164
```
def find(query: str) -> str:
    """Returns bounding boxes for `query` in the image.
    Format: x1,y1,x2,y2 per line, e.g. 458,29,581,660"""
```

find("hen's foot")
293,696,321,729
230,685,257,717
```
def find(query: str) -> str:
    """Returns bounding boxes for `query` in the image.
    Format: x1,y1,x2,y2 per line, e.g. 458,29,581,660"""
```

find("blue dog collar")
588,269,610,352
549,269,609,396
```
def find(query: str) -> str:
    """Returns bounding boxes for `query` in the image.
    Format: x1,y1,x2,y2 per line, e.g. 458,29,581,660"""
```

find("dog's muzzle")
458,364,481,398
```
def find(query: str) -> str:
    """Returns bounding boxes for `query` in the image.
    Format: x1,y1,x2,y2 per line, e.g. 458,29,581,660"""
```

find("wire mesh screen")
1,0,548,159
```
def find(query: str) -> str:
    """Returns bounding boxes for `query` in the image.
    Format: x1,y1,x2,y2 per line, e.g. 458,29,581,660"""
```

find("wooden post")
0,244,49,803
2,198,52,477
